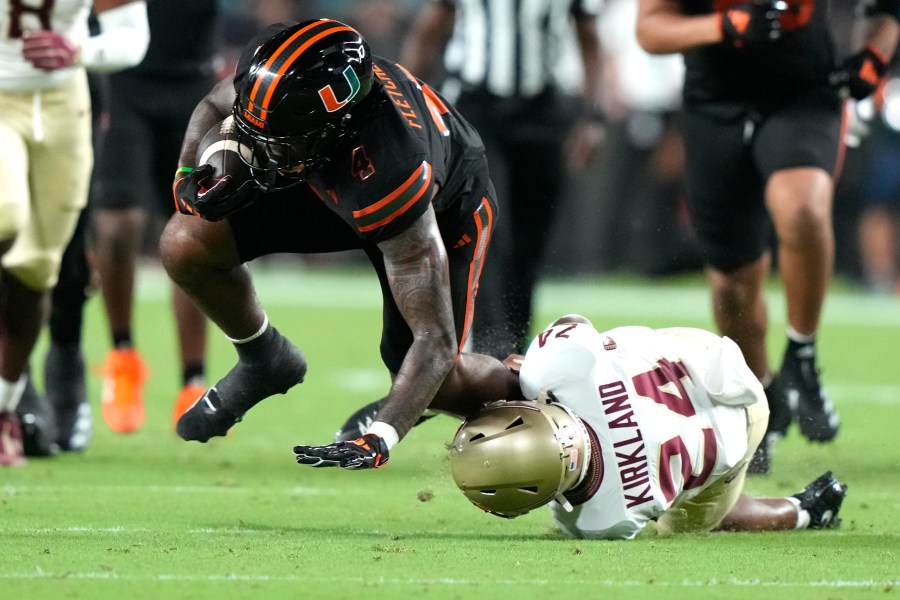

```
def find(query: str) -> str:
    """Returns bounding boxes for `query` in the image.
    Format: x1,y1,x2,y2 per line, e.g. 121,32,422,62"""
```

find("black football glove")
720,1,788,47
172,165,260,222
293,433,390,470
828,46,888,100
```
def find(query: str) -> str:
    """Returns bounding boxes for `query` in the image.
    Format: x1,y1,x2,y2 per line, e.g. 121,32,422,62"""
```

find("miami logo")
318,66,361,113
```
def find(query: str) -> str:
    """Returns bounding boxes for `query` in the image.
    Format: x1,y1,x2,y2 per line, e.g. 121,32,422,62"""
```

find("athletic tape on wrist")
366,421,399,450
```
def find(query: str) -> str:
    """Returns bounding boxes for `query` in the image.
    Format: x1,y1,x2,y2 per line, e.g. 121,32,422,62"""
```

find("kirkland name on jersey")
518,322,764,539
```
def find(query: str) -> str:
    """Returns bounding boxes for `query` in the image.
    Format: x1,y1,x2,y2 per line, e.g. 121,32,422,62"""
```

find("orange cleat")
172,382,206,431
100,348,148,434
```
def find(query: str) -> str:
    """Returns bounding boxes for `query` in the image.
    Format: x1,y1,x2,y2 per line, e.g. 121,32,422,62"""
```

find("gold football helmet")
448,400,589,518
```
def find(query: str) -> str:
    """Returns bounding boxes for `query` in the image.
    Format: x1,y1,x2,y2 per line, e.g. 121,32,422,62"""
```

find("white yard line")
0,570,898,588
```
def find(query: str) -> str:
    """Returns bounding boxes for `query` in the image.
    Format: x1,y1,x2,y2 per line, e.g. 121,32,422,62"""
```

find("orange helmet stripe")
246,20,355,122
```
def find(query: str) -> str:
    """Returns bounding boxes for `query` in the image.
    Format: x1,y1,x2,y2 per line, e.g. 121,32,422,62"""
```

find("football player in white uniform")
449,314,847,539
0,0,149,466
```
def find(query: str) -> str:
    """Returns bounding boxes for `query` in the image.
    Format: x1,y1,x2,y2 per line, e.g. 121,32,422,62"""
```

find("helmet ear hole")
448,401,589,519
505,416,525,430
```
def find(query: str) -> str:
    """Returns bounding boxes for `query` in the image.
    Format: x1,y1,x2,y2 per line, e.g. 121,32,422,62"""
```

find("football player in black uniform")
164,19,522,469
636,0,900,473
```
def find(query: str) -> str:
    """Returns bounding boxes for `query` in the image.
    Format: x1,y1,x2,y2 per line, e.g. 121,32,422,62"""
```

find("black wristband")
875,0,900,22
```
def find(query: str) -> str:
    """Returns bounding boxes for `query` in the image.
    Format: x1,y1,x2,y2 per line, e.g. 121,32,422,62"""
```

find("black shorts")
91,73,214,213
681,87,844,272
227,183,498,374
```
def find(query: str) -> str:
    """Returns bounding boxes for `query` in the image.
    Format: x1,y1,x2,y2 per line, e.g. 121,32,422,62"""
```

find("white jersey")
0,0,91,91
518,322,764,540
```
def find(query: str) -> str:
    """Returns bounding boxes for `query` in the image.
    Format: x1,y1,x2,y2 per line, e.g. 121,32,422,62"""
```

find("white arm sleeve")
80,1,150,73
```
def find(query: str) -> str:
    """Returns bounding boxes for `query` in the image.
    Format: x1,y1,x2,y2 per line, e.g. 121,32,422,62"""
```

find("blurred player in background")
90,0,220,435
0,0,149,466
448,315,848,539
855,57,900,294
163,19,522,469
635,0,900,473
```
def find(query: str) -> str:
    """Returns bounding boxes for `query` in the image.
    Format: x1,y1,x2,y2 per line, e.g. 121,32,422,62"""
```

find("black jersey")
232,24,490,245
681,0,837,106
304,58,489,244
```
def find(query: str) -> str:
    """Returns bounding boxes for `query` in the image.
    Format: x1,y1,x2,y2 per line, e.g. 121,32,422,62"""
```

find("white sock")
786,496,811,529
0,375,27,412
787,326,816,345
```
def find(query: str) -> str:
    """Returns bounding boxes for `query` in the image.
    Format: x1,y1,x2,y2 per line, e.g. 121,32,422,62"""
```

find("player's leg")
160,213,306,442
43,208,92,452
0,95,36,466
755,90,843,443
159,75,215,428
1,73,92,464
164,188,361,442
171,285,208,427
90,78,152,434
42,72,109,452
717,471,848,531
681,103,791,475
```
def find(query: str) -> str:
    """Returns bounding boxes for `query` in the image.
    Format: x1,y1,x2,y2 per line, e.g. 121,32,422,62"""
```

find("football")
195,115,256,186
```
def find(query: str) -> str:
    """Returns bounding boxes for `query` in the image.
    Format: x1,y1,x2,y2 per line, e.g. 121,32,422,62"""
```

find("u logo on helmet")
318,65,362,113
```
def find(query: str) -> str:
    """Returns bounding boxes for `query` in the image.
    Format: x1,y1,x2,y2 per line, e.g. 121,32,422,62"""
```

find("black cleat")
792,470,848,529
748,376,793,476
176,328,307,442
175,387,242,442
44,342,92,452
17,376,60,457
334,400,381,443
780,343,839,442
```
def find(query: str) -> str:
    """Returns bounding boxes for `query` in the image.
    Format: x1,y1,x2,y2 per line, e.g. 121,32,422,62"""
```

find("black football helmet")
232,19,375,190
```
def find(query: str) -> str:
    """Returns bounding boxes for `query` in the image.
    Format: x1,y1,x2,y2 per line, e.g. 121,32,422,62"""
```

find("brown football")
195,116,256,185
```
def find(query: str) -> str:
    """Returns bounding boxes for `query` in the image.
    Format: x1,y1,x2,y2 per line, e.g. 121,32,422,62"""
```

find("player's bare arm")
177,77,237,168
865,11,900,60
373,205,458,439
636,0,723,54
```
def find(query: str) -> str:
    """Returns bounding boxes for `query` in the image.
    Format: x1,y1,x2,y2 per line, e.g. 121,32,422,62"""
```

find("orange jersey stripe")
247,20,325,116
353,162,431,232
247,21,354,121
458,199,494,353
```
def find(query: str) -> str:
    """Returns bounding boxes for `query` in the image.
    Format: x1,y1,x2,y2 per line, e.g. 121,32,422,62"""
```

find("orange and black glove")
172,165,259,222
719,1,787,47
829,46,889,101
293,433,389,469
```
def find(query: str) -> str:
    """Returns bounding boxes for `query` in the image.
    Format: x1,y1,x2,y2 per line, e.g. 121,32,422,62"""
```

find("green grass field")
2,262,899,599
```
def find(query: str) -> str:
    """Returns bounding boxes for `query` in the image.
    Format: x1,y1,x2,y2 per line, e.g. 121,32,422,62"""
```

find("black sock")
182,363,205,386
786,338,815,360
